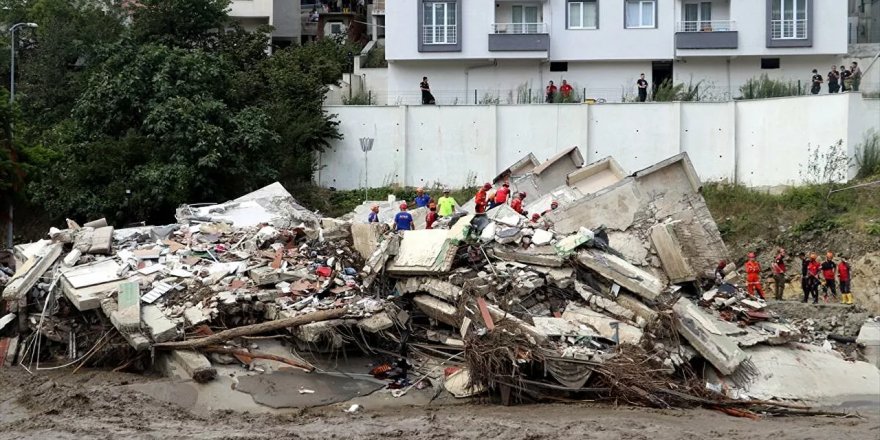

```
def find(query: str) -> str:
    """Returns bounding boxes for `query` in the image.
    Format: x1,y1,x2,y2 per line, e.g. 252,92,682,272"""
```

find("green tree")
130,0,231,48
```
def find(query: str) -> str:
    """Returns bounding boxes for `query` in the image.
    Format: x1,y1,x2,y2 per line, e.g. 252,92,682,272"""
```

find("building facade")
228,0,302,47
381,0,848,104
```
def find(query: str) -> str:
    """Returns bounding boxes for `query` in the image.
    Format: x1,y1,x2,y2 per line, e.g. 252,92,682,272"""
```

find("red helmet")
531,213,540,221
483,183,492,190
399,202,408,210
748,252,756,259
519,192,527,198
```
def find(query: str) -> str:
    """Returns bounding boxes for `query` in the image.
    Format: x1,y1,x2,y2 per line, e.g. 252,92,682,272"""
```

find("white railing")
771,19,808,39
675,20,736,32
490,22,549,34
422,25,457,45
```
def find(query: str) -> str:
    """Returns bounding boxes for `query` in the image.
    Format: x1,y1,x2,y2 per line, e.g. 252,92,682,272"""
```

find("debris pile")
2,153,878,415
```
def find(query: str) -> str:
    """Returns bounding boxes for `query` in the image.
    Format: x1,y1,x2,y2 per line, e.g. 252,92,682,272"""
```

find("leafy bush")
653,79,703,102
343,92,373,105
739,74,803,99
362,44,387,68
855,130,880,179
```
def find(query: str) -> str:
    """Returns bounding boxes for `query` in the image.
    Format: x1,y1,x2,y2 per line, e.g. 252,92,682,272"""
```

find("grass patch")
738,74,803,99
702,181,880,245
855,130,880,179
286,183,478,218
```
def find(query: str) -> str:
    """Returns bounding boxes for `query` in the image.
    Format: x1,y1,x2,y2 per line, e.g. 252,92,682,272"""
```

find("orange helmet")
748,252,756,259
482,183,492,190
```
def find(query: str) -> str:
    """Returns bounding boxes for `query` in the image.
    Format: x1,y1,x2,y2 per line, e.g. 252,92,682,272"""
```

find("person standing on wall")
559,80,574,102
636,73,649,102
772,248,787,300
545,81,557,103
840,65,851,92
420,77,436,105
827,66,840,94
850,61,862,92
810,69,823,95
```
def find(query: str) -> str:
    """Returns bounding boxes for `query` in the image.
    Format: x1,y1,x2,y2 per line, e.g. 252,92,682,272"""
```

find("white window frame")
771,0,808,40
625,0,656,29
568,1,598,30
423,2,457,45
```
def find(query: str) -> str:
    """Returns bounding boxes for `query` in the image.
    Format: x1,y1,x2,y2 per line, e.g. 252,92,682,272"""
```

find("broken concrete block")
554,227,594,257
184,306,210,327
486,204,525,227
351,223,383,260
446,215,474,244
672,298,746,375
83,218,108,228
563,303,643,345
856,320,880,369
170,350,217,383
532,317,586,337
249,266,307,286
358,312,394,333
616,294,659,327
479,222,497,242
396,277,462,303
2,241,63,302
484,304,547,343
413,294,459,327
577,249,664,301
545,267,574,288
61,249,82,267
320,217,351,241
650,221,695,283
88,226,115,254
142,305,178,343
706,343,880,406
492,245,564,267
495,227,522,245
110,282,141,332
387,230,458,275
531,229,554,246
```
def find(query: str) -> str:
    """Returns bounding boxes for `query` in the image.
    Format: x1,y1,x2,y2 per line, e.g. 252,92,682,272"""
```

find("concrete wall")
317,93,878,190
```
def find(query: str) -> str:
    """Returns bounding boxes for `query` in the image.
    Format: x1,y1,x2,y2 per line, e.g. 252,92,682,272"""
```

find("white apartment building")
381,0,849,104
228,0,302,47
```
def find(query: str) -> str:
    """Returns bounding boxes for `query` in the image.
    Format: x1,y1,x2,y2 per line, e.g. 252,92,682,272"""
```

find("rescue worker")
810,69,823,95
714,260,728,285
820,251,837,302
771,248,786,300
425,202,438,230
414,187,431,208
367,204,380,223
437,189,456,217
393,203,414,232
494,183,511,207
542,200,559,216
510,192,526,215
799,251,809,299
744,252,766,299
805,253,821,304
474,183,491,214
838,255,853,305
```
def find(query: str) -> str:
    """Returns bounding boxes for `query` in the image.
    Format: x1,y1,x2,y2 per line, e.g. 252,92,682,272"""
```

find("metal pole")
364,151,368,201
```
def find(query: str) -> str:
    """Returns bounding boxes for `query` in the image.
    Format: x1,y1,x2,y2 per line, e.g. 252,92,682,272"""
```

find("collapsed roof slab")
576,249,664,302
566,156,627,196
386,229,458,275
175,182,319,229
673,298,746,376
493,152,540,184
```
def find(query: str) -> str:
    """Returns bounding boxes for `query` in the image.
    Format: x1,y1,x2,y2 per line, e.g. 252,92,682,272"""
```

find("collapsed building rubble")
1,155,878,416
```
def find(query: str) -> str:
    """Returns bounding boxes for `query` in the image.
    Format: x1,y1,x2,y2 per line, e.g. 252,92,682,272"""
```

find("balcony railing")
675,20,736,33
491,22,548,34
770,19,808,39
422,25,457,45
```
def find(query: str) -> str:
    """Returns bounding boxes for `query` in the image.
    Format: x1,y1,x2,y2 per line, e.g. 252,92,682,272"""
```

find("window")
761,58,780,69
568,1,598,29
512,5,541,34
625,0,655,29
550,62,568,72
682,2,712,32
423,2,457,45
771,0,807,39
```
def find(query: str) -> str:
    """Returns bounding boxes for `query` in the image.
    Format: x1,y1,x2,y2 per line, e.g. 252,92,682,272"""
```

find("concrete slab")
672,298,746,375
616,294,659,326
707,343,880,406
412,294,459,326
171,350,217,383
61,277,124,311
532,317,586,337
249,266,308,286
546,178,642,234
111,282,141,332
351,223,384,260
492,245,564,267
554,227,594,256
856,320,880,369
88,226,114,254
184,306,210,328
577,249,664,301
524,185,584,218
485,204,525,227
650,221,695,283
566,156,626,195
176,182,319,229
2,241,62,302
358,312,394,333
142,305,178,343
396,277,462,302
562,303,643,345
386,230,457,275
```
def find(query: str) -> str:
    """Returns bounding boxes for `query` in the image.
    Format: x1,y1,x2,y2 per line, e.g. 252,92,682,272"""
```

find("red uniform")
474,189,488,213
807,260,820,277
425,211,437,229
744,260,765,299
510,197,523,214
838,262,850,281
494,186,510,204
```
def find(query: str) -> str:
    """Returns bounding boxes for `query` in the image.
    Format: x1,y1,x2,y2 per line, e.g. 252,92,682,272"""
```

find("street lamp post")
6,22,37,248
359,137,374,202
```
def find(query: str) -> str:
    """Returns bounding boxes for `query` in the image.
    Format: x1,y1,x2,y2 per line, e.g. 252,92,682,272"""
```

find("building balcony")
488,23,549,52
675,20,737,49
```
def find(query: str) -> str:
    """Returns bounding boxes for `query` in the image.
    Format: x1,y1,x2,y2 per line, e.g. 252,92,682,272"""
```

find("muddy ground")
0,368,877,440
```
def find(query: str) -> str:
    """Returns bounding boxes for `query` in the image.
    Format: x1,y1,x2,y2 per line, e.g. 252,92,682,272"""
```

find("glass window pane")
585,2,597,27
771,0,781,20
784,0,793,20
701,2,712,21
642,2,655,27
447,3,456,26
424,3,432,25
435,4,443,27
626,1,639,27
569,3,582,28
795,0,805,19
